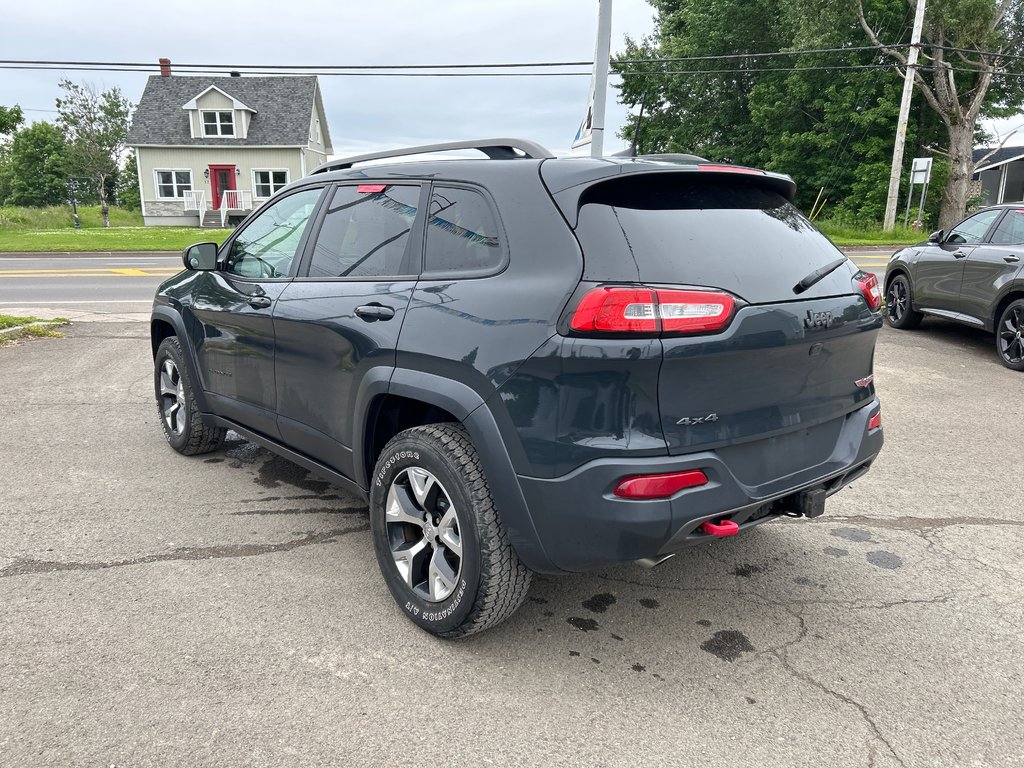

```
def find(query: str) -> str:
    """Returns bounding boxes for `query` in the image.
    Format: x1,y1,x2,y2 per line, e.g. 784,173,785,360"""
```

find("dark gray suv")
151,138,884,637
884,203,1024,370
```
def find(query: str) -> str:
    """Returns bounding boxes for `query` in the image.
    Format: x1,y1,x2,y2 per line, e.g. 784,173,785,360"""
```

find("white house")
126,60,333,227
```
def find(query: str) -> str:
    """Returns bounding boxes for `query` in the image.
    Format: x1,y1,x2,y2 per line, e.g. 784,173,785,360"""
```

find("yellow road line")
0,268,181,278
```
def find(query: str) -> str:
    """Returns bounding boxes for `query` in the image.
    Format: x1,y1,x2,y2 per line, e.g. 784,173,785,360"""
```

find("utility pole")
883,0,927,230
591,0,613,158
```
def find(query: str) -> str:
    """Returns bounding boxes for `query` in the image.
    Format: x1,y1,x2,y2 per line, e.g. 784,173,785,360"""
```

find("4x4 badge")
677,413,719,426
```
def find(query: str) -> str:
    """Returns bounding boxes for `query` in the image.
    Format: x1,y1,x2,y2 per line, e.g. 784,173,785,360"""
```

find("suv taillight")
570,287,735,334
854,271,882,311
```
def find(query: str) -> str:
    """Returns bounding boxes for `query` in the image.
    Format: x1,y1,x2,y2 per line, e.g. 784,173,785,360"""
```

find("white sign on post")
910,157,933,185
572,70,596,149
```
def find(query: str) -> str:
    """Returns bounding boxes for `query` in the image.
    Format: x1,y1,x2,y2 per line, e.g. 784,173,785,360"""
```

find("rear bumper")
515,399,882,572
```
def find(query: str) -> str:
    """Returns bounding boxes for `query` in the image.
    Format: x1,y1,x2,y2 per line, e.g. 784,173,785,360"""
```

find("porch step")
201,211,222,228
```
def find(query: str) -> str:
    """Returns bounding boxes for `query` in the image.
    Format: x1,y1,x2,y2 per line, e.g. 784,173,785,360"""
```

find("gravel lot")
1,319,1021,767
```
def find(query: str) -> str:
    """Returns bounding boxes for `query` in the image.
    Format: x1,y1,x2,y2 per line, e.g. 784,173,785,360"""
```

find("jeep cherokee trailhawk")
151,138,884,637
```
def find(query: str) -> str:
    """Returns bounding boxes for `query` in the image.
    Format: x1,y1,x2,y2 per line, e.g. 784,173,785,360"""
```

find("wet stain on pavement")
256,455,332,493
582,593,616,613
732,564,762,578
793,576,813,586
610,633,624,641
0,523,370,578
631,663,646,672
823,547,849,557
696,619,712,627
230,506,362,517
866,550,903,570
204,458,224,464
566,617,600,632
700,630,755,662
639,598,659,609
831,527,872,542
745,696,757,705
529,597,549,604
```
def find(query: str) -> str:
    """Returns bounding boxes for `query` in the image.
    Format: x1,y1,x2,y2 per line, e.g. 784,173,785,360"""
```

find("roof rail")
311,137,555,174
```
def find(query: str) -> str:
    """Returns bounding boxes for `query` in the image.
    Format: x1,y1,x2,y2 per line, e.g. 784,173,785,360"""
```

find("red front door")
209,165,236,209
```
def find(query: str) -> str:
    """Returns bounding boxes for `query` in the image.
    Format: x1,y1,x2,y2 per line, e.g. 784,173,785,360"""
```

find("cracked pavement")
1,320,1021,767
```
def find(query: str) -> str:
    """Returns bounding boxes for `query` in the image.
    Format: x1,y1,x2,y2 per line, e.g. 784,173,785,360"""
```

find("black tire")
885,274,923,329
369,423,531,638
154,337,226,455
996,299,1024,371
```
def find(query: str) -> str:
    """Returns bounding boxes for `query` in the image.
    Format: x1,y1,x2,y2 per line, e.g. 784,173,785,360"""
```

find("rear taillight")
570,287,735,335
614,469,709,499
868,409,882,431
854,271,882,311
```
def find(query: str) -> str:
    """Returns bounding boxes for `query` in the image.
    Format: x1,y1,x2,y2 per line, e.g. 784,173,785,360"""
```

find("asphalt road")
0,316,1020,766
0,250,894,316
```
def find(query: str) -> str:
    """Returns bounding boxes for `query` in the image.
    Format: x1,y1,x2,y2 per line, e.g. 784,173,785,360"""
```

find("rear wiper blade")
793,257,848,295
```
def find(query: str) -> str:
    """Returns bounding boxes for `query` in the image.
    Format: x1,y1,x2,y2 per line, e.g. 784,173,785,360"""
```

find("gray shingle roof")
973,145,1024,171
127,75,330,148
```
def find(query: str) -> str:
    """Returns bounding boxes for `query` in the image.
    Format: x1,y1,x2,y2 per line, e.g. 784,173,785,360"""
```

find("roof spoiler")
312,137,554,174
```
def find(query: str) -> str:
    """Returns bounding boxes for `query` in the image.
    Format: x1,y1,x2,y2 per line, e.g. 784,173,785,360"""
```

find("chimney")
159,57,172,77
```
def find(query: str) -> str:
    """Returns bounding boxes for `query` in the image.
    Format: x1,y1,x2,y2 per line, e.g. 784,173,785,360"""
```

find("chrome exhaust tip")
636,554,675,569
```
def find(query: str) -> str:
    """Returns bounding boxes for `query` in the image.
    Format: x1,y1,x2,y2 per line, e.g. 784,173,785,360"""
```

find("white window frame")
252,169,290,199
201,110,235,137
153,168,193,199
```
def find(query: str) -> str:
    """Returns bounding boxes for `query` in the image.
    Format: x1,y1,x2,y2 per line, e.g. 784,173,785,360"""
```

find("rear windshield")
575,174,850,303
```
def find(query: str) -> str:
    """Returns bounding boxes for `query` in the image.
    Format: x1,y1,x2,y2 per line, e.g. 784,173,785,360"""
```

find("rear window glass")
424,186,503,276
575,174,850,303
988,210,1024,244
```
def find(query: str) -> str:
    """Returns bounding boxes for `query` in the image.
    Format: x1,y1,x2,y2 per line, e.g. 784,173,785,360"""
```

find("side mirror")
928,229,944,244
183,242,218,271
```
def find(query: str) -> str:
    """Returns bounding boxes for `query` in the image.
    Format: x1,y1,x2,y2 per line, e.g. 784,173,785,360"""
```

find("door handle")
1005,255,1020,263
953,250,968,259
355,304,396,321
247,295,272,309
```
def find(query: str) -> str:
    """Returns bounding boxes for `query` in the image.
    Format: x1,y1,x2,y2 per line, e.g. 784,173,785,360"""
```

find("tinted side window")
948,209,999,245
424,186,502,275
990,209,1024,244
307,185,420,278
224,188,322,278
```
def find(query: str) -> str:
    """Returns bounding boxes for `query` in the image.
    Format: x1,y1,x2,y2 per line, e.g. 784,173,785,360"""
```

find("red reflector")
357,184,387,193
868,410,882,431
854,271,882,311
697,163,765,176
614,469,709,499
570,287,734,334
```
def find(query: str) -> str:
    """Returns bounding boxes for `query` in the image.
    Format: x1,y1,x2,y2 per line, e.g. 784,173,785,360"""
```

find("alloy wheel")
887,279,907,323
159,359,187,436
385,467,463,603
999,305,1024,364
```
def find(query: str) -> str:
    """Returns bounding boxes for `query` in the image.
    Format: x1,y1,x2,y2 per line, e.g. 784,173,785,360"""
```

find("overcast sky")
2,0,658,158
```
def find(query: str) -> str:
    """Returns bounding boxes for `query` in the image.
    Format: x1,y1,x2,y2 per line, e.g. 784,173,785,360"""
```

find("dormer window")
202,110,234,136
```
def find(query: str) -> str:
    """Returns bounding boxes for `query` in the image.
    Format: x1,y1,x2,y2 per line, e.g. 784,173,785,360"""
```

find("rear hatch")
569,171,881,480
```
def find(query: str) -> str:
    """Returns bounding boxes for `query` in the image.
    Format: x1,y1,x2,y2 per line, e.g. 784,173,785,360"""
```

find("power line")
0,63,906,78
0,47,890,71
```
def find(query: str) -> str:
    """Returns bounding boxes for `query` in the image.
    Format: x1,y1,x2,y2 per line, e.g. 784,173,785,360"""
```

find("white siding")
136,146,304,222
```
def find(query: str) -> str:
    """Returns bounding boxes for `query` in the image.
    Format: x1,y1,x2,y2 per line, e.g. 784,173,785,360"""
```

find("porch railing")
183,190,206,215
220,189,253,227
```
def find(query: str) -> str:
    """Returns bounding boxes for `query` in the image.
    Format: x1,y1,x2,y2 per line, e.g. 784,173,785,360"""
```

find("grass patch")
0,205,231,252
0,205,143,229
0,315,70,346
0,226,232,252
817,221,925,247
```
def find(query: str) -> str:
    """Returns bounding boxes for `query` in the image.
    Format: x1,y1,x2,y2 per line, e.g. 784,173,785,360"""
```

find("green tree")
0,105,24,136
860,0,1024,229
56,80,133,227
613,0,1021,228
116,151,141,211
3,122,68,207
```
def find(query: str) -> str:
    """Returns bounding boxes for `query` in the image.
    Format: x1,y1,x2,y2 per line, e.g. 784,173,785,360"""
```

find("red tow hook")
700,519,739,537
